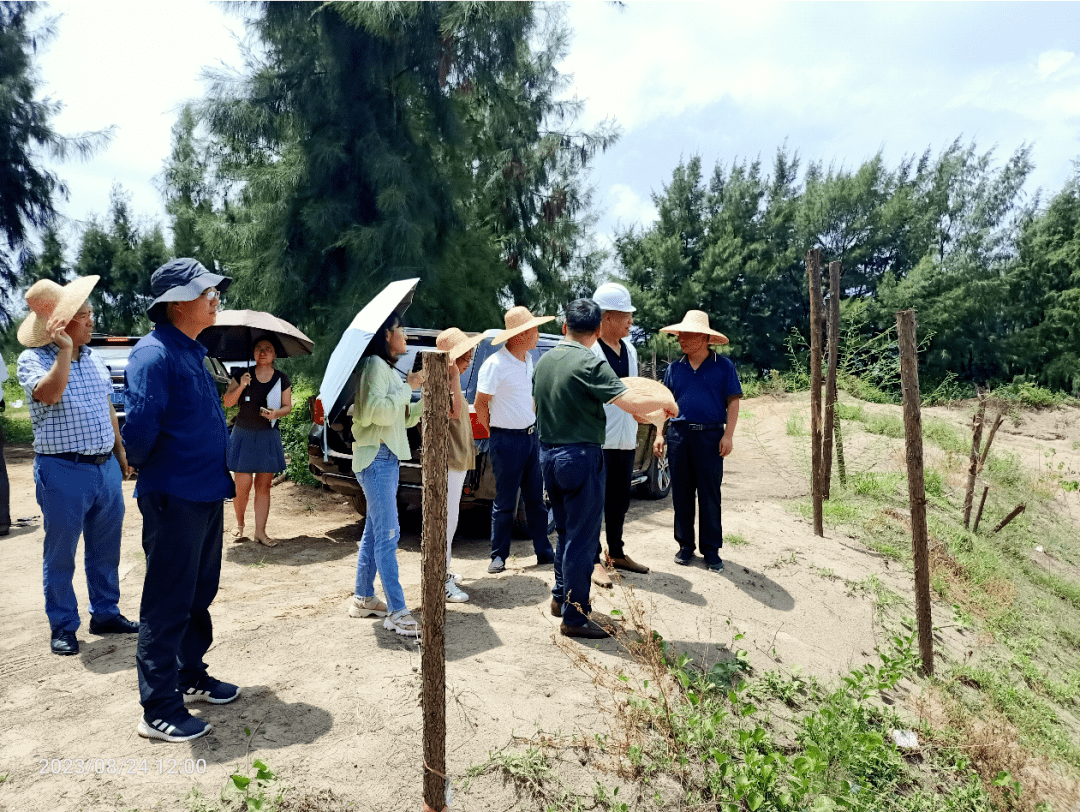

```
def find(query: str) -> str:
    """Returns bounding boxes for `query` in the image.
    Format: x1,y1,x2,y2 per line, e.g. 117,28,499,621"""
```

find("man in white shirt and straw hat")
475,306,557,573
16,276,137,657
589,282,651,579
655,310,742,573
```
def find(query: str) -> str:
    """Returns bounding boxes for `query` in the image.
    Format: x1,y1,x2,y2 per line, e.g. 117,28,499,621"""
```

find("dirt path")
0,394,1075,811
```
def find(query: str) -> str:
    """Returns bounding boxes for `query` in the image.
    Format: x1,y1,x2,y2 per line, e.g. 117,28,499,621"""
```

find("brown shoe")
608,555,650,574
591,562,613,588
559,620,611,640
549,598,562,617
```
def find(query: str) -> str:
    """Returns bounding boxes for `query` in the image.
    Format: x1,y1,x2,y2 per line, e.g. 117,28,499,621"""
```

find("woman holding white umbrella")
347,312,427,636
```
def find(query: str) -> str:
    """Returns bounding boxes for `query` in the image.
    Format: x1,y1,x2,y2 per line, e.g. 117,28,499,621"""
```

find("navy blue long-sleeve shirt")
122,322,235,502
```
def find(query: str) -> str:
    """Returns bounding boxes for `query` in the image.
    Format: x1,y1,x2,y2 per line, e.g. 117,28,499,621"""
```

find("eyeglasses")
201,288,220,302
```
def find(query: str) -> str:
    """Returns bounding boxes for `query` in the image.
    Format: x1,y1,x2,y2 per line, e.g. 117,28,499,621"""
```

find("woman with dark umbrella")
222,338,292,547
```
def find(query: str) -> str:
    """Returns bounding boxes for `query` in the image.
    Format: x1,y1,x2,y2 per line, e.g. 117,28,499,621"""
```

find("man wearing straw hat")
16,276,138,656
655,310,742,572
123,258,239,742
475,306,557,573
589,282,650,579
535,299,677,639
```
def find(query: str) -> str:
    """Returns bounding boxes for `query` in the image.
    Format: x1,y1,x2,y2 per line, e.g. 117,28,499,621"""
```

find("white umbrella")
317,278,420,427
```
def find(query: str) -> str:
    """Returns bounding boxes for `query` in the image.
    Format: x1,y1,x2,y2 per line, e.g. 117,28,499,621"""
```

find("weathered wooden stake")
963,395,987,529
896,309,933,677
972,485,990,533
977,410,1005,475
822,261,842,499
807,249,825,536
993,503,1026,533
420,351,449,812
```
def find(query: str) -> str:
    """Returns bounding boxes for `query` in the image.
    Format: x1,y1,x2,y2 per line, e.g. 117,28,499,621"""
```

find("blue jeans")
541,443,605,627
355,445,407,614
34,455,125,632
488,428,553,561
136,492,224,719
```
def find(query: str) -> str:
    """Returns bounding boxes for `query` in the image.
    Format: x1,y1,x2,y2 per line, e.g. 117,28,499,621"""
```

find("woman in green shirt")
347,313,425,637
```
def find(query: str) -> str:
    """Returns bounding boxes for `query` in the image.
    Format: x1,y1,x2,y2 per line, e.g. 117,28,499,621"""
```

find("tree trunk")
420,351,449,812
896,309,933,677
977,411,1005,475
806,250,825,536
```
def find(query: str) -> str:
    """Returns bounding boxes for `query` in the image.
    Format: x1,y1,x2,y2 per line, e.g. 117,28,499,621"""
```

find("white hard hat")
592,282,635,313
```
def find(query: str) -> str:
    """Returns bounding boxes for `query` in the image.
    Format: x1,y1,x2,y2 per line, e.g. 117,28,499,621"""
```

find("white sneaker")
448,571,463,584
383,609,420,637
445,577,470,603
349,595,388,618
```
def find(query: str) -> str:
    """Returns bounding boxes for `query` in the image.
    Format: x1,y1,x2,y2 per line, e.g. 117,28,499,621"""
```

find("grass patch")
1,414,33,444
852,471,903,499
785,413,807,437
725,533,748,547
835,402,865,421
922,418,969,454
861,413,905,438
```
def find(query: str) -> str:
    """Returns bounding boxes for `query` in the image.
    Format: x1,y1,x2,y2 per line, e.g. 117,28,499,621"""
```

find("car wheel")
349,491,367,517
643,451,671,499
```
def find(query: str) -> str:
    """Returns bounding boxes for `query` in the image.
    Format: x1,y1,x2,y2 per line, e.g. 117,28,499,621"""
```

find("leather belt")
490,425,535,435
674,422,724,432
40,451,113,466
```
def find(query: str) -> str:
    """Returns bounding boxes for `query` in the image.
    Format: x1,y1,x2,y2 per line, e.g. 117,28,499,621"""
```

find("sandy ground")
1,393,1078,811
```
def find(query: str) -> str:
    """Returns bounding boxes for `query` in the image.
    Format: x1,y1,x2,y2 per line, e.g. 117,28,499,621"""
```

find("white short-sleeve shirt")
476,347,536,430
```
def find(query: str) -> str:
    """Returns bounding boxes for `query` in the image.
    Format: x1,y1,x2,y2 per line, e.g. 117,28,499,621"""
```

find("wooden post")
420,351,449,812
896,309,933,677
972,485,990,532
993,503,1026,533
977,410,1005,475
822,261,842,498
806,249,824,536
963,395,987,529
834,413,847,487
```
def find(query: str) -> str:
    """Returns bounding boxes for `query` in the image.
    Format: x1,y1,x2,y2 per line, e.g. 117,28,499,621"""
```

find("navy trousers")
667,423,724,563
135,492,223,720
542,443,605,627
488,428,553,561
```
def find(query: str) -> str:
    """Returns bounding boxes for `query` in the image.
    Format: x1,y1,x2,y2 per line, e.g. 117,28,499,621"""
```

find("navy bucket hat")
147,258,231,323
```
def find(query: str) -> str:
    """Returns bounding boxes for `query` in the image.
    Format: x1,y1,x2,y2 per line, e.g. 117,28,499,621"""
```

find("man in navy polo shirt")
655,310,741,572
124,259,239,743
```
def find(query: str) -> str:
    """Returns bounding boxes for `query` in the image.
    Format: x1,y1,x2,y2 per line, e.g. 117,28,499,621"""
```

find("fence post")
963,395,987,529
806,249,824,537
420,351,449,812
896,309,933,677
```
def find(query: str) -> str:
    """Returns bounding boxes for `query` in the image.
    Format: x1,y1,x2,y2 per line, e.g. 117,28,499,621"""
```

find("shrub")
996,381,1074,409
1,415,33,444
278,375,320,487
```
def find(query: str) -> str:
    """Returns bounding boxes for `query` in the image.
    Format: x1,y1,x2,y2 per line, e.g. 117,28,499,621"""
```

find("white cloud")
604,183,659,231
1037,49,1074,78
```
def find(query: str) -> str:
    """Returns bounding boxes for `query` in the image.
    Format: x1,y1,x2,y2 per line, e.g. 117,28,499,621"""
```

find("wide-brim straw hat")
660,310,729,345
623,376,676,426
18,276,100,348
491,306,555,345
436,327,484,362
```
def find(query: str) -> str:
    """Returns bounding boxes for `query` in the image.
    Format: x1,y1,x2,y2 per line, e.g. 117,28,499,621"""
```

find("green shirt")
533,339,627,446
352,355,423,473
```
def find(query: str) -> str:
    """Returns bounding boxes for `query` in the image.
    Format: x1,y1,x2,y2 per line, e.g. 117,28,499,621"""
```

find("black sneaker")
182,675,241,705
137,713,211,742
705,559,725,573
674,549,695,566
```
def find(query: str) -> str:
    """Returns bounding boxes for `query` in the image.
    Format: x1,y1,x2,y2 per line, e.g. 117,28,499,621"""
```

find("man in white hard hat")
589,282,650,577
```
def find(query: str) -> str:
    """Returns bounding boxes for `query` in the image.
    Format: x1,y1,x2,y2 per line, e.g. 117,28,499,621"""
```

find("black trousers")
135,492,224,720
600,448,635,559
667,423,724,563
0,420,9,531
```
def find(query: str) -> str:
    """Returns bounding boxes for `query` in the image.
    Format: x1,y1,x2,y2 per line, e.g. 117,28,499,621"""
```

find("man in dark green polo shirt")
535,299,677,640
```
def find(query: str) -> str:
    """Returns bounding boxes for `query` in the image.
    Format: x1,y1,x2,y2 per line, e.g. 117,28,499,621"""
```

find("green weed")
861,413,905,438
923,418,969,454
725,533,748,547
785,413,806,437
852,471,903,499
835,402,864,421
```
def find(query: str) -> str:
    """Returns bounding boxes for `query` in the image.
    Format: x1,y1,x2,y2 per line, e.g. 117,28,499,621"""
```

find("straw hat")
660,310,728,345
436,327,484,362
18,276,100,348
491,306,555,345
622,376,676,427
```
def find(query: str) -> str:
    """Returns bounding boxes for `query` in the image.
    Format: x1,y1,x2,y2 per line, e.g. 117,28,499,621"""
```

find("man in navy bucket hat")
123,259,240,742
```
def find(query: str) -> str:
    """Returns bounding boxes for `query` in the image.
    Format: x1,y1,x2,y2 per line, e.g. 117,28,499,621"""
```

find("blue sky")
34,1,1080,262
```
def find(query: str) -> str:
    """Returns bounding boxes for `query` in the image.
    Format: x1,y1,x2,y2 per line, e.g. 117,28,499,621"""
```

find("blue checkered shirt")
17,344,115,455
